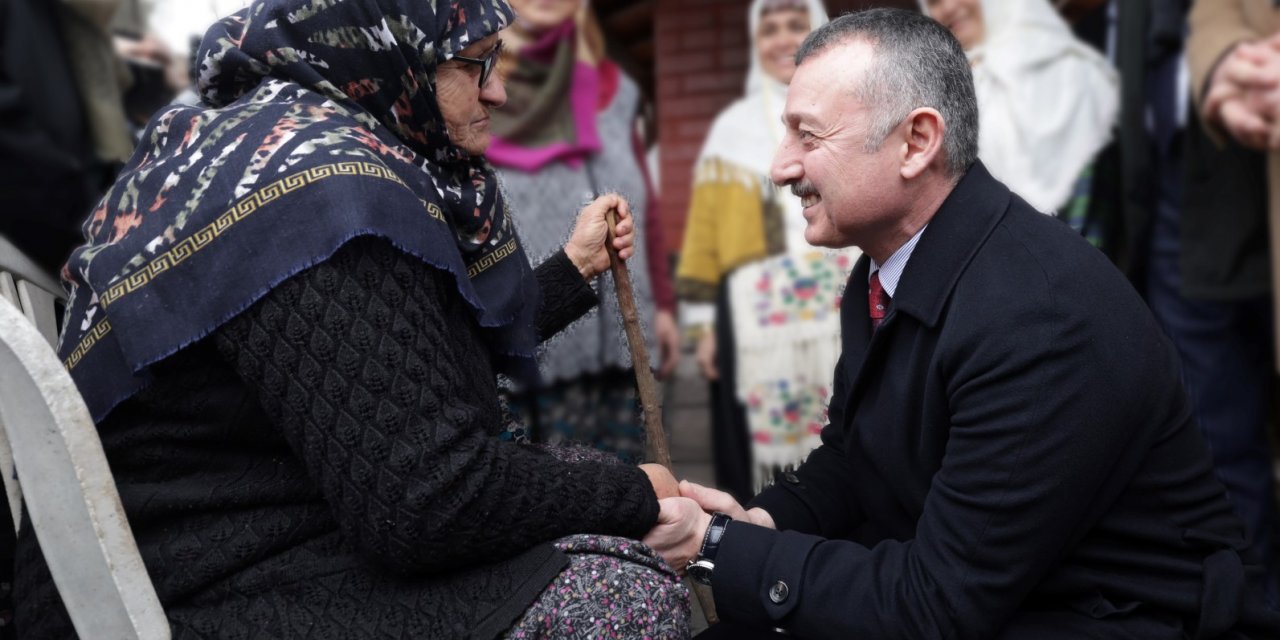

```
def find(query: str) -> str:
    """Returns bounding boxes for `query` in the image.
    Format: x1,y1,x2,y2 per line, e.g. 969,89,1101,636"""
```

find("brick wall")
655,0,917,253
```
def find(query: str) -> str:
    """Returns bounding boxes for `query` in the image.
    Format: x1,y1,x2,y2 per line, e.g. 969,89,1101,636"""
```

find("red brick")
681,28,721,49
683,71,744,94
720,29,746,48
718,47,748,68
663,95,722,118
677,120,711,138
656,73,684,99
676,10,714,28
675,53,715,72
715,5,749,25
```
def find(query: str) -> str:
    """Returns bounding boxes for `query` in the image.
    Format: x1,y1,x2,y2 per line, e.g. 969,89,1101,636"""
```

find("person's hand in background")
1205,36,1280,149
695,330,718,381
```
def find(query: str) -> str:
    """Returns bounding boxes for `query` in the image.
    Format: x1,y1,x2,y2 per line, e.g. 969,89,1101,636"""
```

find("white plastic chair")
0,241,170,638
0,234,64,532
0,235,63,348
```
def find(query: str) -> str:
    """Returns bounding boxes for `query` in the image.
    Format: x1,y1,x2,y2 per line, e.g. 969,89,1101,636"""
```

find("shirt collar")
869,224,927,298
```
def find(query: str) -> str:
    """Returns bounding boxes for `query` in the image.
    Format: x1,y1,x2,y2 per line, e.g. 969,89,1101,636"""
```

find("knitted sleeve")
212,236,658,575
534,249,598,340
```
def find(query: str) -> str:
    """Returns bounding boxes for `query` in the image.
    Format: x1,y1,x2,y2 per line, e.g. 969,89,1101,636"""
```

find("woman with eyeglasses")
486,0,679,466
675,0,859,504
15,0,690,637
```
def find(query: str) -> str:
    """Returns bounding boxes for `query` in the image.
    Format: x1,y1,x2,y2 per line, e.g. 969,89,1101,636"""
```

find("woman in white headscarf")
921,0,1119,214
676,0,859,501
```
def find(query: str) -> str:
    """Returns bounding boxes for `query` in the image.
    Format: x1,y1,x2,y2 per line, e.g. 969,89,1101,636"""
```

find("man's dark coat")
708,163,1280,639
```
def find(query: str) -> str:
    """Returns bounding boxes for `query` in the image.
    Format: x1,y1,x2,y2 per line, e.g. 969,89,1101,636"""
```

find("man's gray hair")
796,8,979,177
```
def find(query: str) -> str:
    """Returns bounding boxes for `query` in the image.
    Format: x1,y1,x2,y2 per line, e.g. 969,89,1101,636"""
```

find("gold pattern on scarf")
99,162,407,309
426,202,446,221
64,319,112,370
466,238,519,278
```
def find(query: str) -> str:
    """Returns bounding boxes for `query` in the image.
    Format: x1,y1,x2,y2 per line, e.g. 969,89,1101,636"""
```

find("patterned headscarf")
58,0,536,421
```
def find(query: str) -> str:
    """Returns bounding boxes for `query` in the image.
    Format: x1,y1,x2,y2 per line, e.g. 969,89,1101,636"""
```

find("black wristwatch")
687,512,732,586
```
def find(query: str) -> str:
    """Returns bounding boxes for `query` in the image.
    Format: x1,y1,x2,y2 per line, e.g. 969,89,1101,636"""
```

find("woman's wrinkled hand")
564,193,634,281
641,463,680,499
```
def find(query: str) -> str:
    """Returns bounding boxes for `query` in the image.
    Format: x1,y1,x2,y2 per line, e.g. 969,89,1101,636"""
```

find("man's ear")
898,108,946,180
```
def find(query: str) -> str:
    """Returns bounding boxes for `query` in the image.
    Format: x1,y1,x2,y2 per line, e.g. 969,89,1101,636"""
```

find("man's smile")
792,182,821,209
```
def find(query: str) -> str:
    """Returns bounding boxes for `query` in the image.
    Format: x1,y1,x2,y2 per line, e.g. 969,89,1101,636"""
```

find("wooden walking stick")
605,209,720,625
604,209,669,468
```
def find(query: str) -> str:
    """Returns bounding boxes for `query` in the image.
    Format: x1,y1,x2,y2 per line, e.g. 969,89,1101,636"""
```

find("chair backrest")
0,235,66,533
0,235,63,347
0,279,170,638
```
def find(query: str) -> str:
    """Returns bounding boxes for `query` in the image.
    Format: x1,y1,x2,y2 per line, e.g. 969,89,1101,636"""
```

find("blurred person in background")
14,0,692,637
920,0,1119,218
112,30,181,126
1182,0,1280,604
139,0,251,90
110,0,179,92
489,0,679,463
0,0,135,273
675,0,859,504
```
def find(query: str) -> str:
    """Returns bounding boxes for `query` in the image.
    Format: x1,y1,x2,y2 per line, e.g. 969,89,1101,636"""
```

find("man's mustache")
791,182,817,198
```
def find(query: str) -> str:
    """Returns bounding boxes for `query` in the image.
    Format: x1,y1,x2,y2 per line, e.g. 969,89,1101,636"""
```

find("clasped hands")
638,464,776,575
1205,33,1280,150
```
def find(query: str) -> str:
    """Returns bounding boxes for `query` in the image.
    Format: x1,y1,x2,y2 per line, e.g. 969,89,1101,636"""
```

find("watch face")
688,559,714,586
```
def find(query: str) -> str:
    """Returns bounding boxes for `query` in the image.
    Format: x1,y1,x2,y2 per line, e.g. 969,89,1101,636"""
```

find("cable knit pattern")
215,237,657,571
15,237,659,639
533,249,599,341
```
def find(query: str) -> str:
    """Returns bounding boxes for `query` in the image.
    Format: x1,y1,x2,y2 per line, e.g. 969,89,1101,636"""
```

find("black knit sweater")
16,237,660,639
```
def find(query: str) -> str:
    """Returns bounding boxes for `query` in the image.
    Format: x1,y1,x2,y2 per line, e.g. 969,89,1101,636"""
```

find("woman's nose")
480,74,506,108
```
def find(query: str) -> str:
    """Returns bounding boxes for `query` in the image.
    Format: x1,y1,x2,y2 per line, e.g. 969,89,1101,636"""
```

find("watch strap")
697,511,732,564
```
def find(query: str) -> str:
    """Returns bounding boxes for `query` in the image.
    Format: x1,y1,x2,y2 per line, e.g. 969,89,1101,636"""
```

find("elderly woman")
14,0,689,638
920,0,1118,215
675,0,858,502
487,0,679,463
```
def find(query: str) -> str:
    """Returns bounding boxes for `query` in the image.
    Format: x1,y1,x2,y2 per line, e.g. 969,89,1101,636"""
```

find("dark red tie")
869,272,890,331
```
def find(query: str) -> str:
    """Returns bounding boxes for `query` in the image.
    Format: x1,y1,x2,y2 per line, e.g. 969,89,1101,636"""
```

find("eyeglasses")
451,39,503,89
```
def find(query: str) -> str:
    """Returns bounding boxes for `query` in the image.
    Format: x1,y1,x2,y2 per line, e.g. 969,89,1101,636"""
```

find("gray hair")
796,8,978,178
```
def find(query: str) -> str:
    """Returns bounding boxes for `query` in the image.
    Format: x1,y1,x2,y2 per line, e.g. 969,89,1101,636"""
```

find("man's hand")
654,310,681,380
564,193,634,281
642,497,712,574
641,463,680,499
695,331,718,381
680,480,776,529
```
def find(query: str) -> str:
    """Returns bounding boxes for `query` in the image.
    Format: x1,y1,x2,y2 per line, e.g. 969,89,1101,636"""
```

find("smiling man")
643,8,1280,639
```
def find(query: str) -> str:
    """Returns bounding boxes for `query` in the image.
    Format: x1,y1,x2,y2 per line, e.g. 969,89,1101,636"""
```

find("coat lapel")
837,161,1013,421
